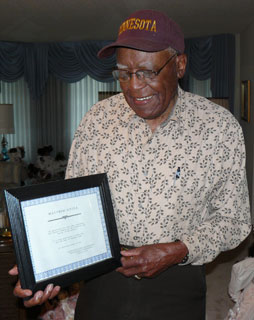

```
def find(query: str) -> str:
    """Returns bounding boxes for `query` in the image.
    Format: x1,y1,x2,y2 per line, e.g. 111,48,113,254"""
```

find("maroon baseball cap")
98,9,185,58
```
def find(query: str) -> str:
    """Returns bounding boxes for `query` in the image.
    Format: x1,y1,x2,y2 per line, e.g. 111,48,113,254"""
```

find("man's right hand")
9,265,61,307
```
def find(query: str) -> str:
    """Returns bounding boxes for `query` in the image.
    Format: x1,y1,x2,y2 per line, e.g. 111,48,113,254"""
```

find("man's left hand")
116,242,188,279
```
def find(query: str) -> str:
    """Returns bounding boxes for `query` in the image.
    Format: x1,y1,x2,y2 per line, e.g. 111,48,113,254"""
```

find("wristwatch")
180,252,189,264
175,239,189,264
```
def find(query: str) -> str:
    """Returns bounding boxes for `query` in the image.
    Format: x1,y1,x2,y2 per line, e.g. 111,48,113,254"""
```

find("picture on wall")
241,80,251,122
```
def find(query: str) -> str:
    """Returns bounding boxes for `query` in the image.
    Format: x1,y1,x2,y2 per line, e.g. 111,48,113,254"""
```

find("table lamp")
0,104,14,161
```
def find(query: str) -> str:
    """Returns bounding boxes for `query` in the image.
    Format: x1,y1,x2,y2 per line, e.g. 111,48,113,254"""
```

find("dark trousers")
74,264,206,320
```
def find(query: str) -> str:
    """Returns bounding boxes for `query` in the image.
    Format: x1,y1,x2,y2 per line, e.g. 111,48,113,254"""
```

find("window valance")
0,40,115,100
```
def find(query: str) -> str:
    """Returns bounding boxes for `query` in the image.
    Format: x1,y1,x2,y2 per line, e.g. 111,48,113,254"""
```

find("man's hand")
9,265,61,307
116,241,188,279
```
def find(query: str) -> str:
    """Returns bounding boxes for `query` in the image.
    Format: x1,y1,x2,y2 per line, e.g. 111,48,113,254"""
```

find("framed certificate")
4,173,121,294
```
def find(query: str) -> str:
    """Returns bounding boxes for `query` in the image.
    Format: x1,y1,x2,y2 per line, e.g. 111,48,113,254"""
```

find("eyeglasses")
112,53,177,83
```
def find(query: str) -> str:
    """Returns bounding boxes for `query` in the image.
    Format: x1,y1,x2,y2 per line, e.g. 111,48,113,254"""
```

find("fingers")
9,264,61,306
13,280,33,300
13,279,61,308
23,284,61,307
48,285,61,300
120,248,140,257
24,291,45,307
117,243,178,278
8,265,18,276
117,265,143,277
120,248,143,268
121,254,137,267
117,248,145,277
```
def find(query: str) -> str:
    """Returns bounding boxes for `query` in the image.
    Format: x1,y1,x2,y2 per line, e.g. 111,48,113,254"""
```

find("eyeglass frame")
112,52,178,83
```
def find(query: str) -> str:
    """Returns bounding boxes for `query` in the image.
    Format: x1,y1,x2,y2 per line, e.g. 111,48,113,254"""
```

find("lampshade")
0,104,15,134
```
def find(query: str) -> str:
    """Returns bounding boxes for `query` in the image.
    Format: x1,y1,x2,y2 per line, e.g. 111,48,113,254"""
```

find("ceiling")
0,0,254,43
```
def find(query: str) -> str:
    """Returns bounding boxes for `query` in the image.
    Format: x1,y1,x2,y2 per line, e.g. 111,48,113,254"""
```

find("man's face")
116,48,186,125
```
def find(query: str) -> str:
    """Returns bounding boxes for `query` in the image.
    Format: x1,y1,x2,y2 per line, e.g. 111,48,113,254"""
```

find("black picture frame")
4,173,121,294
241,80,251,122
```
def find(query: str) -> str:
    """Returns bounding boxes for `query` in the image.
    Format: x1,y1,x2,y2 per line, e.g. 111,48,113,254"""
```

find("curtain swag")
0,35,235,109
181,34,235,111
0,40,115,100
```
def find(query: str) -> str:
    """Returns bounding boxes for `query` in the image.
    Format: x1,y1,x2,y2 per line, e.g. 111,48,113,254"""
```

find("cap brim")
97,37,170,58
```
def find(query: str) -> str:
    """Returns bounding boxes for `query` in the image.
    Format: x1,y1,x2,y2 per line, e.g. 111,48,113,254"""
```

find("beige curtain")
0,79,33,161
0,76,120,163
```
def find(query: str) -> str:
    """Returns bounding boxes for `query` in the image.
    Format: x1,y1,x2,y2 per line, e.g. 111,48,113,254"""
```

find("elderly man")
10,9,251,320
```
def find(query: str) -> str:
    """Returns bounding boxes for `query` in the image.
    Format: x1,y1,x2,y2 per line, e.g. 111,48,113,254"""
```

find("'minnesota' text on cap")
118,18,157,35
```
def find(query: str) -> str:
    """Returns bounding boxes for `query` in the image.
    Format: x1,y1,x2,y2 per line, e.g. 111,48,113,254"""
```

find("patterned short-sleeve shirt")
66,87,251,265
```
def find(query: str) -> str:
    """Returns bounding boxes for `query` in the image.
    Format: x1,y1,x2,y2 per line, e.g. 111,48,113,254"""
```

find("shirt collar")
159,86,186,129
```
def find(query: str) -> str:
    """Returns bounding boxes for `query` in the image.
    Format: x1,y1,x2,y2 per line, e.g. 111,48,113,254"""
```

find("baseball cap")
98,9,185,58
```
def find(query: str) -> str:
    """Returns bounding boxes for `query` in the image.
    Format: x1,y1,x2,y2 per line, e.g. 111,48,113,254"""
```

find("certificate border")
22,187,112,282
4,173,121,293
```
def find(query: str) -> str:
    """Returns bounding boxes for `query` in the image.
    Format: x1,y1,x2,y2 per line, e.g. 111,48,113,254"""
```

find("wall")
239,19,254,220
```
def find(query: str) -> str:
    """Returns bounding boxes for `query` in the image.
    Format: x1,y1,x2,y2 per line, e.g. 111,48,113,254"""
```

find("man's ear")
176,54,187,79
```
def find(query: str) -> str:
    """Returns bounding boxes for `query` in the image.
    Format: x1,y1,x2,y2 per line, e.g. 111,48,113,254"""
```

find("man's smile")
135,95,153,102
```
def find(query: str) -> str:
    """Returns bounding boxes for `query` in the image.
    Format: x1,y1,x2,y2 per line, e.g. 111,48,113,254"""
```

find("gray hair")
166,47,178,55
